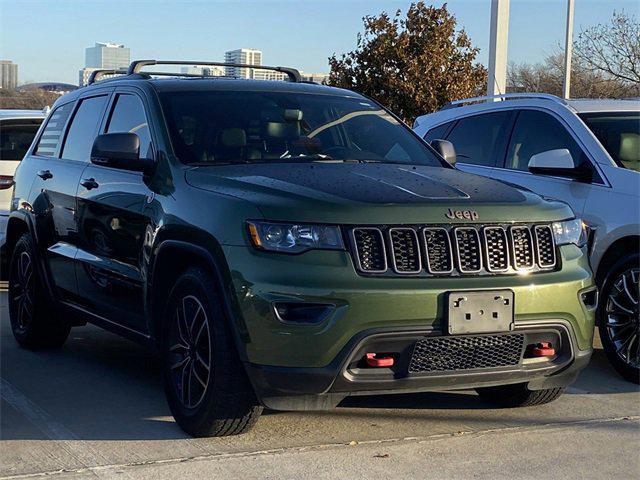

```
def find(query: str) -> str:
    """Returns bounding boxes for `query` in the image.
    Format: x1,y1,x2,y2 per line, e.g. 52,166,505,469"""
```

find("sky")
1,0,638,85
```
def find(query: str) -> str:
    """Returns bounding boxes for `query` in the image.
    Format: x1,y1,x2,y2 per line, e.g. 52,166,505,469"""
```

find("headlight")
247,221,345,253
552,218,587,247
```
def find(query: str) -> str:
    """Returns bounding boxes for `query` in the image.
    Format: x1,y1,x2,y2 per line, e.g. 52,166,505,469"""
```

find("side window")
423,122,453,143
61,95,108,161
506,110,587,172
34,103,73,157
106,94,152,158
445,112,511,167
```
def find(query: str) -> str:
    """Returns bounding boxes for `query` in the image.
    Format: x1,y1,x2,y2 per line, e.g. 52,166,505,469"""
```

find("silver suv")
414,94,639,383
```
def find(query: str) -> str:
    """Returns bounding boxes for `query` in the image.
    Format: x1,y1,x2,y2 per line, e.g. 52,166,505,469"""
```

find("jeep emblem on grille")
445,208,478,221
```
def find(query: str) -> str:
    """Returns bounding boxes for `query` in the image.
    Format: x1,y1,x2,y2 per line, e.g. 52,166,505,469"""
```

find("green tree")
328,2,486,124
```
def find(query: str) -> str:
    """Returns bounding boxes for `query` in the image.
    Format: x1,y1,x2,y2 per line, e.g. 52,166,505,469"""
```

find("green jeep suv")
7,60,596,437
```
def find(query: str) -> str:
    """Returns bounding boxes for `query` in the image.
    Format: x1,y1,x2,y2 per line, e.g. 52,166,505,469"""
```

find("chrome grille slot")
352,228,387,273
423,228,453,274
454,227,482,273
483,227,509,272
389,228,421,273
534,225,556,268
510,226,535,270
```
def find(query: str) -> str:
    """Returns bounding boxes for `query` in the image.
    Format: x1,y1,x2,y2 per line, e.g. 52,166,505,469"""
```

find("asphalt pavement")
1,286,638,479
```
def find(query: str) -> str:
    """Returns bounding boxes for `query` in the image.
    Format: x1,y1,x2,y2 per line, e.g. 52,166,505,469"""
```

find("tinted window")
34,103,73,157
1,119,42,160
423,122,453,143
61,95,108,161
506,110,587,171
106,94,152,158
580,112,640,172
446,112,511,167
160,91,444,167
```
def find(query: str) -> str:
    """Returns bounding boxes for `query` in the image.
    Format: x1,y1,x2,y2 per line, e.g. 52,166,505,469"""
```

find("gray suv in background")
414,94,640,383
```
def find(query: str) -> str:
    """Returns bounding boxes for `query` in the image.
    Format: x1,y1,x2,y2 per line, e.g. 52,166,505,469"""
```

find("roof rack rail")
128,60,302,82
442,93,567,109
87,68,128,85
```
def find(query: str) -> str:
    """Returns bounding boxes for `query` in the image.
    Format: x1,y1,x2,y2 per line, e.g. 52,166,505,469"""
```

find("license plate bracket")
447,290,514,335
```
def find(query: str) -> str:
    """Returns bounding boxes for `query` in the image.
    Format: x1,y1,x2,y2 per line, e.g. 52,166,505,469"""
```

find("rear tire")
161,266,262,437
8,233,70,349
476,383,565,407
598,253,640,384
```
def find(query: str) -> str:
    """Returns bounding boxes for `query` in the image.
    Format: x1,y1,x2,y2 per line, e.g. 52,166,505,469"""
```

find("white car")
414,94,639,383
0,109,47,276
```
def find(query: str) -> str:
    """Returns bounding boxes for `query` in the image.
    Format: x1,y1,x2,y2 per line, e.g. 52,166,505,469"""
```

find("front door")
75,91,154,332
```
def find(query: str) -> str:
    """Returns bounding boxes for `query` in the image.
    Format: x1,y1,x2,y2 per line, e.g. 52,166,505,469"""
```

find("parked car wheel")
476,383,565,407
161,266,263,437
598,253,640,384
8,233,70,349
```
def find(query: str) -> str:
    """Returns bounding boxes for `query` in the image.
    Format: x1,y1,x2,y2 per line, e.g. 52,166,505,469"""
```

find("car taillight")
0,175,15,190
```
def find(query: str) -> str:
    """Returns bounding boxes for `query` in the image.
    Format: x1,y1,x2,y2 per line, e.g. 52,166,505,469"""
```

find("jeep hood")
186,163,573,224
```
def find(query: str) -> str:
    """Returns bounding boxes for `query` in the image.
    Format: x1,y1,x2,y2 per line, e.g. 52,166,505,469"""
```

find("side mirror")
430,139,457,166
528,148,591,181
91,133,155,174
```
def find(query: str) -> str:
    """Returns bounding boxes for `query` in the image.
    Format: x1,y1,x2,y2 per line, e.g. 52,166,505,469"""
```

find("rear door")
74,89,154,332
489,109,601,217
27,94,110,299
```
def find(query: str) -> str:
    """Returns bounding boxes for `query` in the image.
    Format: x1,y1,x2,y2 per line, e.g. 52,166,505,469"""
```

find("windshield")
160,90,444,167
0,119,42,161
579,112,640,172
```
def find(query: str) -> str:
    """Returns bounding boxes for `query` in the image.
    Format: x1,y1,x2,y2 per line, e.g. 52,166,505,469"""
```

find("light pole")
487,0,510,98
562,0,575,99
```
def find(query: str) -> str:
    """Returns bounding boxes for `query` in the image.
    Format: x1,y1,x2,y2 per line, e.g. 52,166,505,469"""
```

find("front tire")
8,233,70,349
476,383,565,407
161,266,262,437
598,253,639,384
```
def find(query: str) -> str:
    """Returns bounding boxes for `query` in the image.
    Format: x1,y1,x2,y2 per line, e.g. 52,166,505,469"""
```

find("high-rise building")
1,60,18,89
79,42,130,86
224,48,262,78
180,65,225,77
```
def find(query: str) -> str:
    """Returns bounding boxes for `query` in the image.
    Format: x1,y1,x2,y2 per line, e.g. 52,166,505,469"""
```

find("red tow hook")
365,353,394,367
532,342,556,357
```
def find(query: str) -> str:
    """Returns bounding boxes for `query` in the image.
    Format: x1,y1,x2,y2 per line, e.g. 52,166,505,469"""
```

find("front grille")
408,334,525,373
511,226,535,270
349,224,557,276
351,228,387,273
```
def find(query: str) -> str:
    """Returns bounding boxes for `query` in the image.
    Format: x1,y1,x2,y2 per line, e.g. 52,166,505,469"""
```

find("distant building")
1,60,18,89
180,65,225,77
224,48,262,78
79,42,130,86
300,72,330,84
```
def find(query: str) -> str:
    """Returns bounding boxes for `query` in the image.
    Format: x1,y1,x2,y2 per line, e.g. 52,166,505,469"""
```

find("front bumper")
223,243,595,407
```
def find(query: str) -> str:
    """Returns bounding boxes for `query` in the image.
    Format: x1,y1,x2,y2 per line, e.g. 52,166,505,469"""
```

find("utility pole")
562,0,575,99
487,0,510,98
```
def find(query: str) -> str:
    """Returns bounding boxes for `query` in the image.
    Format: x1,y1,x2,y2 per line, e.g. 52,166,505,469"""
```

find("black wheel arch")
595,235,640,287
147,230,251,360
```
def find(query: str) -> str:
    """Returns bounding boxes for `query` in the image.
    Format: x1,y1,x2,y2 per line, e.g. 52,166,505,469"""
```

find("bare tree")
574,10,640,88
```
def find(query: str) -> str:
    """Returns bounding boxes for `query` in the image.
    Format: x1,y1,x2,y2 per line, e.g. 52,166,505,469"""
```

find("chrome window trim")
350,227,388,274
533,224,557,269
483,226,510,273
422,227,454,274
453,227,483,273
388,227,422,274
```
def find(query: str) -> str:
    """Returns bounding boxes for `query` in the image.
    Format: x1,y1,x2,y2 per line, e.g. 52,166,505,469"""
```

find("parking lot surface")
1,286,638,479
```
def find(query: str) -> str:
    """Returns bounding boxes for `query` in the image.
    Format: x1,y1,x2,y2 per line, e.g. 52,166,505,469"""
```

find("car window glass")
506,110,588,172
34,103,73,157
61,96,108,161
1,120,42,161
446,112,511,167
423,122,452,143
106,94,152,158
579,112,640,172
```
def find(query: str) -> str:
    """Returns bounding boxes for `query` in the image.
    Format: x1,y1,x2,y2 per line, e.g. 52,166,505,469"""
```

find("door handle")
37,170,53,180
80,178,99,190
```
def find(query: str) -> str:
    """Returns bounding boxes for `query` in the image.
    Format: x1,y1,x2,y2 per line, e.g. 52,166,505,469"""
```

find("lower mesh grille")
408,334,525,373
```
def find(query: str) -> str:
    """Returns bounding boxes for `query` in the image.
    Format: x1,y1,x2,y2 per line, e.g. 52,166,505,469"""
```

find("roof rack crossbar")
87,68,128,85
443,93,567,109
128,60,302,82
